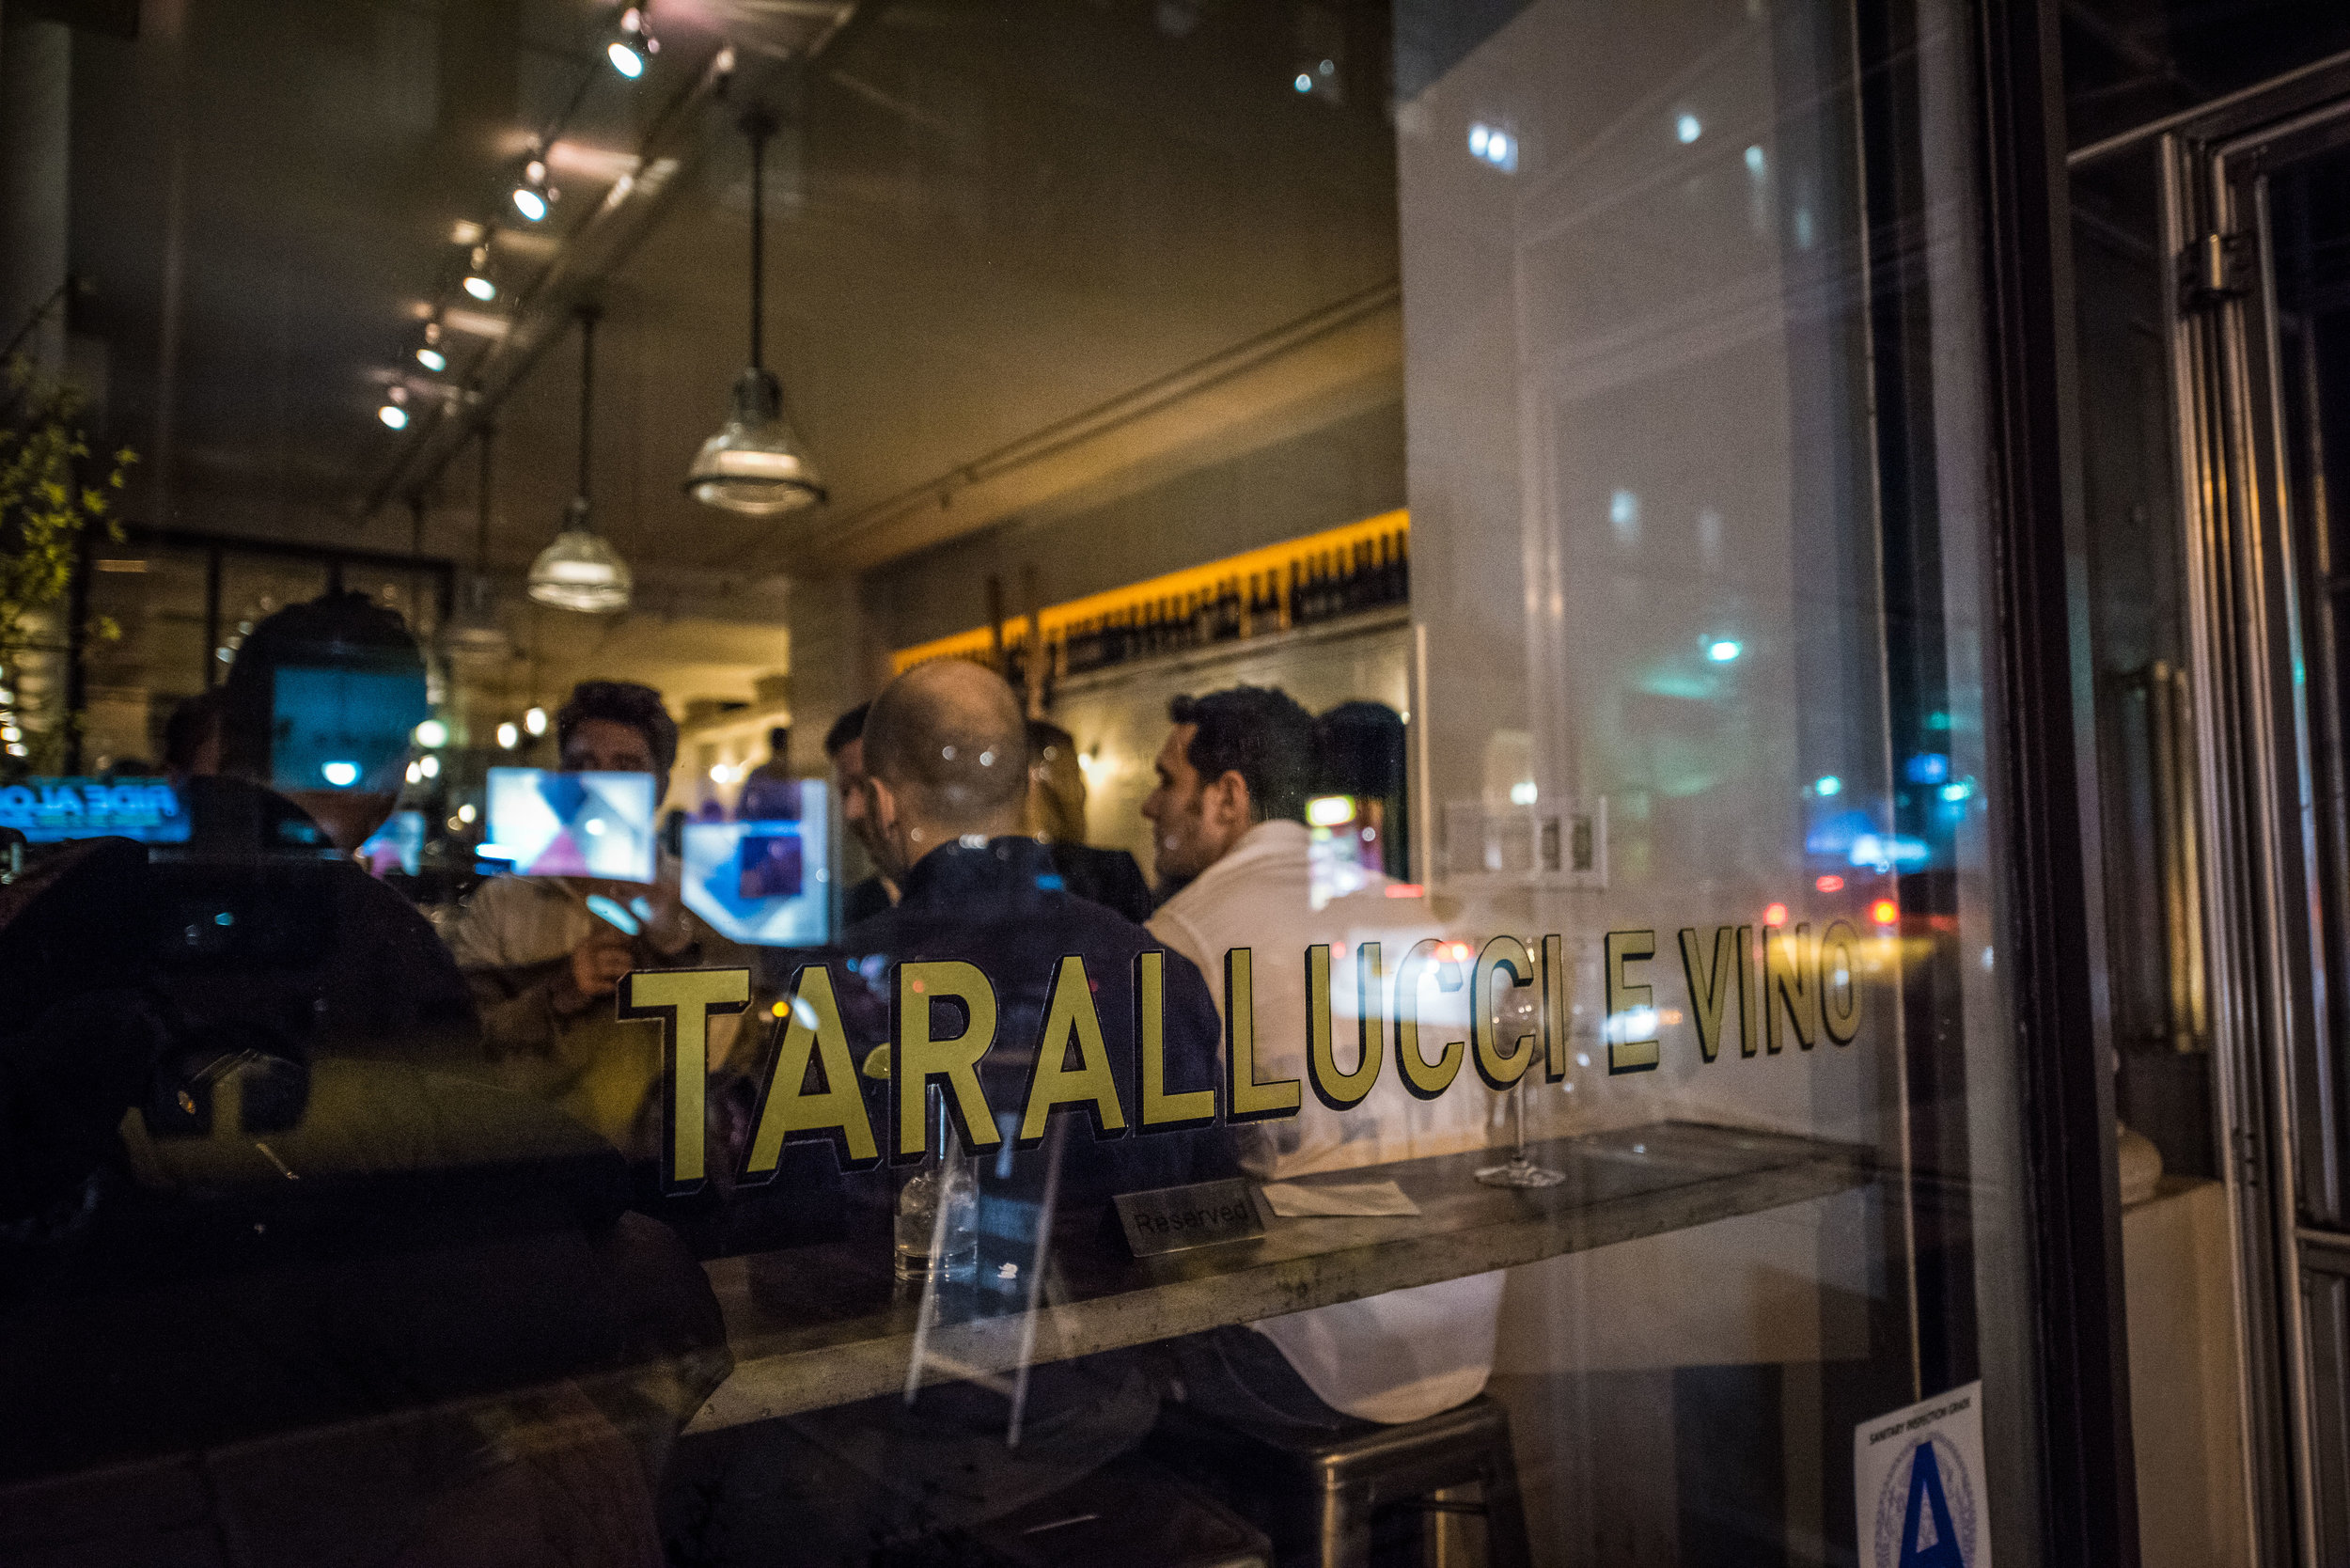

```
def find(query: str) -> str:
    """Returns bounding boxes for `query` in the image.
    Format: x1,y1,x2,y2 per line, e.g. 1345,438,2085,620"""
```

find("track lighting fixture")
607,8,656,79
463,245,497,302
511,156,556,223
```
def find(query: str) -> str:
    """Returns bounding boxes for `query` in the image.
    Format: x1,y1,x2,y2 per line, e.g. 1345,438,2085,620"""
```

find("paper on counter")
1257,1179,1421,1218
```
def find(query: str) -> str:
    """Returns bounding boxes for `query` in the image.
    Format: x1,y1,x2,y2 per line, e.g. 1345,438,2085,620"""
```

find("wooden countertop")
688,1120,1869,1432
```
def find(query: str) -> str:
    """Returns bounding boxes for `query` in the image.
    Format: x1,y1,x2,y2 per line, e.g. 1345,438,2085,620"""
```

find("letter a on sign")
1899,1442,1965,1568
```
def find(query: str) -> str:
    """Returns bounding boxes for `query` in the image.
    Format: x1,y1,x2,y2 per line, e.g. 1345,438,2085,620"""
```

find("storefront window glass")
0,2,2071,1564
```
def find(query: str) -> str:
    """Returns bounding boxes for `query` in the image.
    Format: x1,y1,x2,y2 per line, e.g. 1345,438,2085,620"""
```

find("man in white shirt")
1142,685,1505,1430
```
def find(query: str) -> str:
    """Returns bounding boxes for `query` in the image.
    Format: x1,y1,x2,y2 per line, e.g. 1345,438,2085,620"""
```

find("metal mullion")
2162,126,2296,1568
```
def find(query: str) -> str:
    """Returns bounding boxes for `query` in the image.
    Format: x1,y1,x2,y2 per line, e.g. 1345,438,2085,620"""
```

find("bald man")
856,659,1033,883
669,661,1235,1564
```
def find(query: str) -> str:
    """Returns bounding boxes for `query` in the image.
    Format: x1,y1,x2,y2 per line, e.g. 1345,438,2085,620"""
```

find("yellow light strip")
891,510,1408,673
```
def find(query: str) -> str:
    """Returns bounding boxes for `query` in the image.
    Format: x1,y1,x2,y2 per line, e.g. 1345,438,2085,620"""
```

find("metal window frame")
1970,1,2142,1562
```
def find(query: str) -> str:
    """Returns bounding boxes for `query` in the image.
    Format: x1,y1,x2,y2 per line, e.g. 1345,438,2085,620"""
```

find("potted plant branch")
0,356,135,778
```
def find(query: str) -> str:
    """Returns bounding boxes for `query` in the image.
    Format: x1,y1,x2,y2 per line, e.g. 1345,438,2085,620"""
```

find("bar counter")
688,1119,1871,1432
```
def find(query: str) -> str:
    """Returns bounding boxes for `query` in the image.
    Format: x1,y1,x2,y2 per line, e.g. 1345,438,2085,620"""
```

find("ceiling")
49,0,1402,713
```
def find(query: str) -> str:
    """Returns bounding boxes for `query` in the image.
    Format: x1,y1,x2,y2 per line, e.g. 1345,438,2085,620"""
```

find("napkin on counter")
1257,1180,1421,1218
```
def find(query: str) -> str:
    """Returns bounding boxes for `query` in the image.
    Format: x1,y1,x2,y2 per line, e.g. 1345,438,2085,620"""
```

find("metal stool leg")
1321,1480,1377,1568
1477,1418,1535,1568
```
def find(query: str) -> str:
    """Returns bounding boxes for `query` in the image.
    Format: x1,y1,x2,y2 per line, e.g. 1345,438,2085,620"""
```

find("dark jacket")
840,873,892,929
712,837,1232,1255
697,839,1236,1548
824,835,1233,1210
1044,840,1154,924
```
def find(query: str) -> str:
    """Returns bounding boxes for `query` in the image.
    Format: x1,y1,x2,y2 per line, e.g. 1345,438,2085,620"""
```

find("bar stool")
1151,1394,1535,1568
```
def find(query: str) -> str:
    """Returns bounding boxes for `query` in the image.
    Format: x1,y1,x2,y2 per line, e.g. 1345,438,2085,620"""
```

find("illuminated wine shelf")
891,509,1409,678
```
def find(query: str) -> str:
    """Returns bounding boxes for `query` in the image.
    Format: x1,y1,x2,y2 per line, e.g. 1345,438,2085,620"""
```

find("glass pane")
1395,2,2041,1561
3,2,2054,1564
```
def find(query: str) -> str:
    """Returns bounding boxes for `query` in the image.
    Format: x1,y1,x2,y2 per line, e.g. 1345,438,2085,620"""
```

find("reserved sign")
1114,1178,1265,1258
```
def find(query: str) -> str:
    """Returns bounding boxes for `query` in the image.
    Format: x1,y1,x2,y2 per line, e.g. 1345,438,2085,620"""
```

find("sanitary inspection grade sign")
1855,1380,1988,1568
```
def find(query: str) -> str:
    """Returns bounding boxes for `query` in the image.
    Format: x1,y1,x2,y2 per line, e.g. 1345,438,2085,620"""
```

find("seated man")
1143,685,1505,1430
448,681,754,1158
662,661,1234,1566
1024,717,1153,922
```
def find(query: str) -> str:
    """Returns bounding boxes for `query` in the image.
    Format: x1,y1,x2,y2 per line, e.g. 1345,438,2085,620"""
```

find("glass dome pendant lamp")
446,424,516,654
528,305,634,613
684,109,826,517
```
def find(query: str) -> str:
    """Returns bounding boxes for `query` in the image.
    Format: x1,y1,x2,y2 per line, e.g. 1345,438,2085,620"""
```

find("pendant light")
529,306,633,613
683,109,825,516
446,425,514,654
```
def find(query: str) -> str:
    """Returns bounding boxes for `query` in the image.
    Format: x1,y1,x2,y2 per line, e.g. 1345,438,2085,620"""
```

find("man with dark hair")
1025,717,1152,922
666,661,1233,1562
450,680,753,1158
1144,684,1505,1434
1139,684,1316,896
556,679,682,788
822,699,893,925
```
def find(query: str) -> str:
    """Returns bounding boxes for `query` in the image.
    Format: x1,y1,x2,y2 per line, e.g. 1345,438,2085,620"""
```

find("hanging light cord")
574,305,600,507
744,111,776,373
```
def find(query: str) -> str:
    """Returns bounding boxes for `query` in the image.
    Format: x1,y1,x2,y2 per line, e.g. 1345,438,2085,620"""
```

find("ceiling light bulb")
512,186,547,222
496,722,520,748
524,706,547,736
526,159,547,184
608,39,645,77
464,273,496,301
419,754,441,778
415,718,448,747
416,346,446,371
379,404,409,430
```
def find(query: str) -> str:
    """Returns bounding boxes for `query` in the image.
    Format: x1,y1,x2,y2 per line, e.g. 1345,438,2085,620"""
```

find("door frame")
2154,72,2350,1568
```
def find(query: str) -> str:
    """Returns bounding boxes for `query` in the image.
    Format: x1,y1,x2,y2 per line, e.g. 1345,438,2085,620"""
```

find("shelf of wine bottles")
999,526,1408,697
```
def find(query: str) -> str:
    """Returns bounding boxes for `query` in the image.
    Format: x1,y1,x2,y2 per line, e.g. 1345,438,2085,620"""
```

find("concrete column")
784,572,889,776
